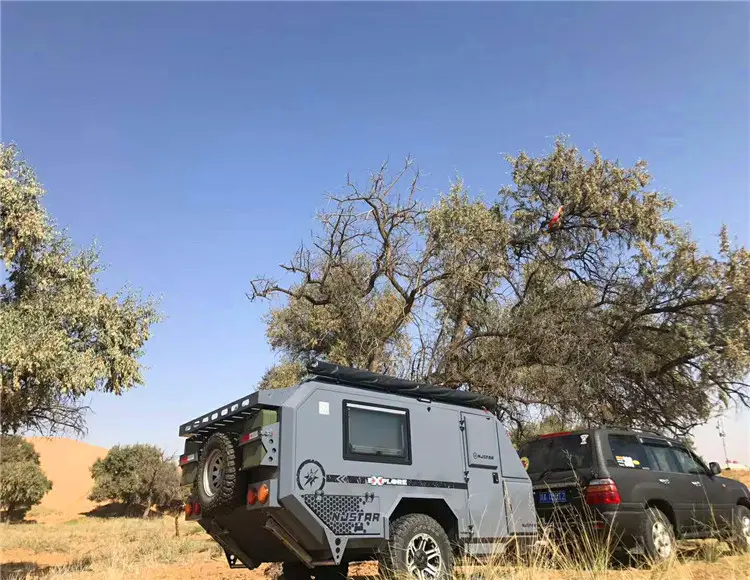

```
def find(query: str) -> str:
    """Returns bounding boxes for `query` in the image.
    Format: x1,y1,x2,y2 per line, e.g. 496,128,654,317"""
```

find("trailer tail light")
240,431,260,445
179,453,197,466
193,502,201,516
184,503,193,517
257,484,270,504
247,487,258,505
585,478,621,505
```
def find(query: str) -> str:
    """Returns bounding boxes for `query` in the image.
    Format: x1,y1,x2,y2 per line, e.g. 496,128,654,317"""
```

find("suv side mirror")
709,461,722,475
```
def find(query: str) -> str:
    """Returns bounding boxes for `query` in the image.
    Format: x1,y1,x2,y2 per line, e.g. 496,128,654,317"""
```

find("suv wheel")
641,507,676,562
379,514,453,580
728,505,750,553
193,432,243,514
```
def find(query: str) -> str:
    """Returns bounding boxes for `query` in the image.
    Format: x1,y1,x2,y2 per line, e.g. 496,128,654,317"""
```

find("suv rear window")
518,433,592,474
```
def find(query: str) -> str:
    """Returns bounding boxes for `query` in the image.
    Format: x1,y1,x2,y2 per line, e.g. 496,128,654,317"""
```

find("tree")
88,444,181,518
0,435,52,521
249,139,750,437
0,143,161,435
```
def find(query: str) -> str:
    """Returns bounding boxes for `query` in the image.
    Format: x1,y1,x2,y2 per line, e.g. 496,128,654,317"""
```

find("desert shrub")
0,435,52,520
89,443,181,518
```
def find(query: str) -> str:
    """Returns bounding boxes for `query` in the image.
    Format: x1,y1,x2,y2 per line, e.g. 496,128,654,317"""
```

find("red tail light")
538,431,572,439
247,487,258,505
240,431,260,445
193,502,201,516
585,478,621,505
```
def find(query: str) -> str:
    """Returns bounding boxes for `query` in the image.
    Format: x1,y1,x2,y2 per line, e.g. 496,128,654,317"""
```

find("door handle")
658,478,670,485
691,481,701,487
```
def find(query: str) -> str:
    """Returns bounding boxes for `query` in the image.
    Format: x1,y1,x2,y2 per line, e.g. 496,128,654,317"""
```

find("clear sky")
3,2,748,463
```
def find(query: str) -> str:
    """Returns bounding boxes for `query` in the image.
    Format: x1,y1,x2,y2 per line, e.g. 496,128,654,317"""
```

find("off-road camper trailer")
178,361,536,579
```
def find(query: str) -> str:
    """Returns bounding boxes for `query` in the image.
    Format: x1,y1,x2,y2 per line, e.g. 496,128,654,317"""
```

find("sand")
24,436,108,523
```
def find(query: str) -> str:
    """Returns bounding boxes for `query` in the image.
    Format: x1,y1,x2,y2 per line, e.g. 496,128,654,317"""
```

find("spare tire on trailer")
194,432,244,514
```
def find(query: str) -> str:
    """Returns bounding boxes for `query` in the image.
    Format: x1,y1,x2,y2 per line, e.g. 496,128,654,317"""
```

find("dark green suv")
517,427,750,562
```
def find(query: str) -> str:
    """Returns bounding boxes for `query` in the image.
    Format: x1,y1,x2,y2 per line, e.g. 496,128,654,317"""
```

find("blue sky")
3,1,748,462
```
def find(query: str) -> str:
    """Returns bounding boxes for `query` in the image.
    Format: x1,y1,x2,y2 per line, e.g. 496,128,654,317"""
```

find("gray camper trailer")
178,361,537,579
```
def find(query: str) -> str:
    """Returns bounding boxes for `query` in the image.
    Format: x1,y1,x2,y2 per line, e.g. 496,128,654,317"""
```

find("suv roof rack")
598,424,665,438
305,360,498,411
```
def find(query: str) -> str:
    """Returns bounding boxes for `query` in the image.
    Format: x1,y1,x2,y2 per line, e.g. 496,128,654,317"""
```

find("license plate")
538,490,567,504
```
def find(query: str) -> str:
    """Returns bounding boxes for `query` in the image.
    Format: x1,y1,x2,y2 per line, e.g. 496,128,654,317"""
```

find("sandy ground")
24,437,108,524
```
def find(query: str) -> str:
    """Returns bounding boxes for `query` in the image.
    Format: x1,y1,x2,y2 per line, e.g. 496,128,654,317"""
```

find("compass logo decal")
296,459,326,492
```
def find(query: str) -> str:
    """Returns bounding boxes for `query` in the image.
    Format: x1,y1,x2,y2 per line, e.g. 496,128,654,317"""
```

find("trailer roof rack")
305,360,498,411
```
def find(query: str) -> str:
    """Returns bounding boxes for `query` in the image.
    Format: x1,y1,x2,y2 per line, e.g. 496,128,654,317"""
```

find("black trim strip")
326,474,468,490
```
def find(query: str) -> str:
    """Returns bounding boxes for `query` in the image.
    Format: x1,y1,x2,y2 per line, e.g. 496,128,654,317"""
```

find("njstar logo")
473,452,494,460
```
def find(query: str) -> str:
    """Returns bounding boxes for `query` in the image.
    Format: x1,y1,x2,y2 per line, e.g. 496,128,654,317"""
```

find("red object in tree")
547,205,564,231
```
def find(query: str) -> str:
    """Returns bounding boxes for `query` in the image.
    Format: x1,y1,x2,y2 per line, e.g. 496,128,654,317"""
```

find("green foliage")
258,360,306,390
89,444,180,517
0,435,52,520
0,143,161,435
250,138,750,437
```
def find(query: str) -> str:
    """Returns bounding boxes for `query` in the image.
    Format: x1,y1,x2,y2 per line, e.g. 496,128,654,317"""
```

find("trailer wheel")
193,432,243,514
379,513,453,580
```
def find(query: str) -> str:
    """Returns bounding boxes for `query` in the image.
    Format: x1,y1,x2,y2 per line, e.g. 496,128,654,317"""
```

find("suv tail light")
585,478,621,505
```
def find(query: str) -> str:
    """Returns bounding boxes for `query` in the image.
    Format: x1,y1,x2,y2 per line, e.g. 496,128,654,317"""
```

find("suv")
178,361,536,579
517,427,750,561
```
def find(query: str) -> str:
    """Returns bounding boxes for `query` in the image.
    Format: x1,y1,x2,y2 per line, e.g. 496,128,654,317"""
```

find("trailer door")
460,412,507,542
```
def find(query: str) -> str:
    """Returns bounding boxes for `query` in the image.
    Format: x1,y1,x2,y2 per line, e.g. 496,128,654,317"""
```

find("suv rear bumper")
539,505,646,550
598,506,646,549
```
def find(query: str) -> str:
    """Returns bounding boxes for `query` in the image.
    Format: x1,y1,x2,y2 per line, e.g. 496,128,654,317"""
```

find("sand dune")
25,436,108,523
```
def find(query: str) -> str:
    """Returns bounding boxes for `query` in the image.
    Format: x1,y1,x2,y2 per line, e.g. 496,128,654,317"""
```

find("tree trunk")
174,514,180,537
142,496,152,519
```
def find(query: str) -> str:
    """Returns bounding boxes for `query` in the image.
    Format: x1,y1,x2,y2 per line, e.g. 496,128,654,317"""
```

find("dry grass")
0,517,227,579
0,515,748,580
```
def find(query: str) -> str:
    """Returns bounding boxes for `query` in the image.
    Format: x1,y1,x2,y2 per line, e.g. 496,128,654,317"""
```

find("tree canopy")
250,139,750,438
0,435,52,520
0,143,160,435
89,443,181,518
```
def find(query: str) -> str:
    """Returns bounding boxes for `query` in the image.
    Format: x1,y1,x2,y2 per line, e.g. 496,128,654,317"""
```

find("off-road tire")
193,431,244,515
378,513,453,580
639,507,676,564
728,505,750,554
280,562,311,580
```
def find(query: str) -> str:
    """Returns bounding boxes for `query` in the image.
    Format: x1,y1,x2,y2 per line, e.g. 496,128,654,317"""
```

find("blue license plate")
538,490,567,504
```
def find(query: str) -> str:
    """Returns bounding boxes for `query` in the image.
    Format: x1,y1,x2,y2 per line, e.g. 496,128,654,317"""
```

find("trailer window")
343,401,411,465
